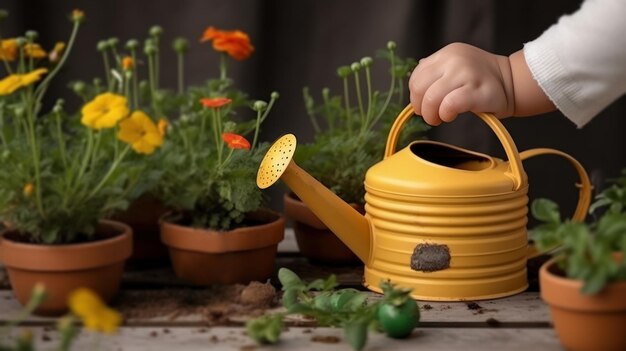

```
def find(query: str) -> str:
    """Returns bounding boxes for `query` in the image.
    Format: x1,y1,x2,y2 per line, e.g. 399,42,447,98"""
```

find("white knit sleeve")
523,0,626,128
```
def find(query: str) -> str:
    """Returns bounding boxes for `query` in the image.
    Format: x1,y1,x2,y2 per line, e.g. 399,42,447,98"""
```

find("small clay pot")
160,209,284,285
112,194,169,265
283,193,361,265
540,257,626,351
0,220,132,316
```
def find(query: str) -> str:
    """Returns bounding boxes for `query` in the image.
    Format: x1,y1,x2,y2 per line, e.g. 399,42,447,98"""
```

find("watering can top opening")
364,139,529,198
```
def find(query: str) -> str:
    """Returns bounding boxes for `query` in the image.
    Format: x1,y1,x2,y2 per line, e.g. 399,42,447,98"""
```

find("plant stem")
342,76,352,136
154,37,160,89
34,21,80,104
219,53,227,80
215,109,224,164
55,110,68,170
73,128,94,195
86,145,130,200
364,65,373,128
251,109,262,152
177,52,184,95
147,52,161,117
131,50,139,109
370,49,397,128
102,51,112,90
353,70,366,129
23,90,45,218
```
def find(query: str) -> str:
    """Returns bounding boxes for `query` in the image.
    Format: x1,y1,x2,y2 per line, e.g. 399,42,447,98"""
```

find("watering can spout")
256,134,371,263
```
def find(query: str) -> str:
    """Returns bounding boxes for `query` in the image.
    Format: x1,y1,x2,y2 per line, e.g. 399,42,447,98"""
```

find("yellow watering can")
257,105,592,301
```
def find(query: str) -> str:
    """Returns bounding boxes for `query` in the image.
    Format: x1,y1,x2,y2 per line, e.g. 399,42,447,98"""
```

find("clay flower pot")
540,257,626,351
0,220,132,316
284,193,360,265
160,209,284,285
112,194,169,265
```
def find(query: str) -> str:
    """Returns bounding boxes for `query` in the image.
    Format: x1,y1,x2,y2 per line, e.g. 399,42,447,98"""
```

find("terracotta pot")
284,193,361,265
540,257,626,351
160,209,284,285
0,220,132,316
112,194,169,265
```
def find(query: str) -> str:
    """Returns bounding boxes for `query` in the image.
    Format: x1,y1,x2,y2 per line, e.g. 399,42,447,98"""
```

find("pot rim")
0,219,132,271
540,256,626,311
160,208,285,253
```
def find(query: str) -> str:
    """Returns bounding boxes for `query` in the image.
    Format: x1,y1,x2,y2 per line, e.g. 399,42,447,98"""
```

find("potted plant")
0,10,162,315
532,169,626,351
155,26,284,285
288,42,429,264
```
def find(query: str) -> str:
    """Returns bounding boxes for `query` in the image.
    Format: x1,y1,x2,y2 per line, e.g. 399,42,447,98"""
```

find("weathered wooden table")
0,230,562,350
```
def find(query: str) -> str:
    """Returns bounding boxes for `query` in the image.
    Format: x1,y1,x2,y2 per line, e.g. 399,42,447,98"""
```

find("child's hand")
408,43,515,126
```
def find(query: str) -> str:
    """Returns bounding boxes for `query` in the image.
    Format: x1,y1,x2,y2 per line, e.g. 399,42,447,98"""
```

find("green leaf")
344,319,369,351
246,314,284,345
531,198,561,224
278,268,304,290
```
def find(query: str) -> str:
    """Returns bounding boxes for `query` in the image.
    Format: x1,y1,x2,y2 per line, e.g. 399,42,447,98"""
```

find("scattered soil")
240,345,257,351
113,281,277,325
302,329,312,334
210,335,219,342
41,334,51,342
311,335,341,344
149,331,158,337
422,304,433,310
485,317,501,327
465,301,498,315
466,302,482,310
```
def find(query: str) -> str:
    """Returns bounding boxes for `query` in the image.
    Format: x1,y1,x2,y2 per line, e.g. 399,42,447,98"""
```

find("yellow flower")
48,42,65,62
157,118,168,136
117,111,164,155
122,56,134,70
81,92,129,129
24,43,47,59
0,68,48,96
69,288,121,334
0,39,18,61
23,183,34,197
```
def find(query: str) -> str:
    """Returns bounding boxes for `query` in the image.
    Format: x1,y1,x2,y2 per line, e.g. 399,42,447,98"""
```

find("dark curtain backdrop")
3,0,625,219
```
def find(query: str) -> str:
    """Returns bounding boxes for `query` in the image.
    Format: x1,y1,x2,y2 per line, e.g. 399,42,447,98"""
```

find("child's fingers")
439,85,474,122
408,63,441,117
420,78,462,126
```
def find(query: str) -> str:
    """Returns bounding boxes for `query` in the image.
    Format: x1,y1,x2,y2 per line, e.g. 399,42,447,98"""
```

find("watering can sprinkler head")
256,133,372,263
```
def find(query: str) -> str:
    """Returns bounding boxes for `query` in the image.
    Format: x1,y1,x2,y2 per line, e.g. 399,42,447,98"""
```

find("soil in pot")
160,209,284,285
540,258,626,351
112,194,169,266
284,192,361,265
0,220,132,316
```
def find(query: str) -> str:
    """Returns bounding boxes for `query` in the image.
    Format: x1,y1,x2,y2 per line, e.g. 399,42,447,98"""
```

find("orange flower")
200,97,232,108
200,26,254,61
24,43,47,59
222,133,250,150
48,42,66,63
157,118,168,136
0,39,18,61
122,56,134,70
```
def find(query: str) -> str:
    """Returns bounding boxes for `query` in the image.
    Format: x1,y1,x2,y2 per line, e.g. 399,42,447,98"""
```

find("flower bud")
270,91,279,100
124,70,133,79
387,41,397,50
350,62,361,72
0,10,8,22
150,25,163,37
97,40,108,52
337,66,351,78
93,77,102,87
1,150,9,158
322,87,330,99
107,37,119,48
360,56,373,67
172,37,188,53
71,9,85,23
72,81,86,94
144,44,157,55
25,30,38,41
53,105,64,114
15,37,26,47
125,39,139,50
253,100,267,112
31,283,47,305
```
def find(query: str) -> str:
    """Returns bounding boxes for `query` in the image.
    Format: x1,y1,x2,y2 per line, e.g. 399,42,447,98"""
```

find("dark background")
3,0,625,220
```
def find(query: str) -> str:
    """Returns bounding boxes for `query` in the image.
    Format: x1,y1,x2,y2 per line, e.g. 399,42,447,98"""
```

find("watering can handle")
519,148,592,223
521,148,592,259
384,105,525,190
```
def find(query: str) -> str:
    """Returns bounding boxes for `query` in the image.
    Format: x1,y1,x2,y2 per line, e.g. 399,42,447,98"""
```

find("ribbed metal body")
363,185,529,300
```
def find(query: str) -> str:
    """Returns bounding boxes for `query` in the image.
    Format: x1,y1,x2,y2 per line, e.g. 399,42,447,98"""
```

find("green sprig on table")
246,268,420,350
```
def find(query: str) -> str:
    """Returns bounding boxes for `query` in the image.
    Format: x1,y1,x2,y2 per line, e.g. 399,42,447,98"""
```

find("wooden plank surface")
2,326,561,351
0,291,550,325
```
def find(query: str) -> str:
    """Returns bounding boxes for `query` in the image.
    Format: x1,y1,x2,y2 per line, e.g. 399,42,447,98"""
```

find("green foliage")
0,13,150,244
296,43,429,204
246,268,420,350
531,169,626,294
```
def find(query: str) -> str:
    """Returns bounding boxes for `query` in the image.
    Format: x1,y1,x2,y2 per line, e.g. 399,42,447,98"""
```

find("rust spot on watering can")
410,243,451,272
